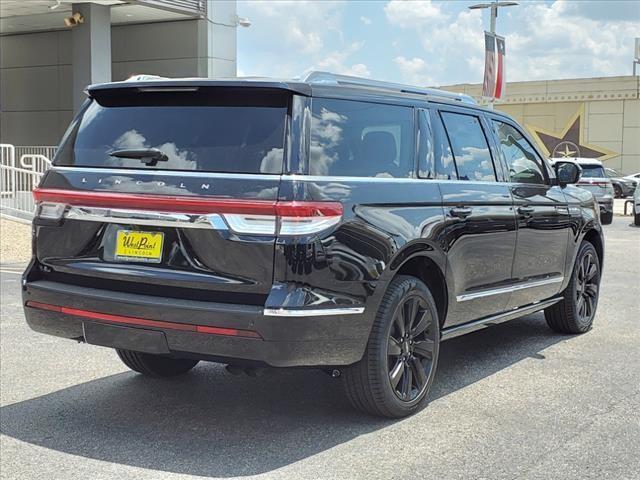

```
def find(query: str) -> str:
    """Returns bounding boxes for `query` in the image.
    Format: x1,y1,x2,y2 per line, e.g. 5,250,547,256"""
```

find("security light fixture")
234,15,252,28
64,12,84,28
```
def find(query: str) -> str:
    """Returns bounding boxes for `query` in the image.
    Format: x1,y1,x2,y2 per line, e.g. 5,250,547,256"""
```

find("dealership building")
0,0,238,146
443,75,640,174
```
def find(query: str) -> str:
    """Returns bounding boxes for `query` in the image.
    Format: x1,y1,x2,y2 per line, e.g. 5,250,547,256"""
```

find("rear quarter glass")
54,89,289,174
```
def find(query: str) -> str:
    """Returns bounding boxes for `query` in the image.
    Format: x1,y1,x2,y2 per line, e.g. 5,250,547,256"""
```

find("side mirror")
554,161,581,186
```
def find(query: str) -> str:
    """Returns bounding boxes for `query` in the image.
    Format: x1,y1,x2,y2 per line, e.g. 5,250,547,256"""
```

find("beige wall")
442,76,640,174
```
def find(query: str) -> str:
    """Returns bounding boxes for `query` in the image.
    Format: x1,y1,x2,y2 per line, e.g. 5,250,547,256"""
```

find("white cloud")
312,42,371,77
503,1,640,81
385,0,446,28
241,1,344,66
394,56,432,85
239,0,366,78
238,0,639,88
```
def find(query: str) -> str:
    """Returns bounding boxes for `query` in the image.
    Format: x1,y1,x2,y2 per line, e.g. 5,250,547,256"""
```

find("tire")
545,241,600,334
613,184,622,199
116,349,199,377
635,210,640,227
343,275,440,418
600,211,613,225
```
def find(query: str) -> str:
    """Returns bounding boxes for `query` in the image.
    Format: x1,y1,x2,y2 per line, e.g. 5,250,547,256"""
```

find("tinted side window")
418,109,456,180
492,121,546,184
310,98,414,178
440,112,496,181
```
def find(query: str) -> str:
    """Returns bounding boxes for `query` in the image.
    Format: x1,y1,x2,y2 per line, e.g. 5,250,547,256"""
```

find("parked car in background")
604,167,636,198
556,158,614,225
23,73,605,418
624,172,640,185
634,186,640,226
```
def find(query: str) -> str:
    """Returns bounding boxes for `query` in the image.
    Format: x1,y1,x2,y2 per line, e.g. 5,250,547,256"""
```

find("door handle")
517,206,535,215
450,207,473,218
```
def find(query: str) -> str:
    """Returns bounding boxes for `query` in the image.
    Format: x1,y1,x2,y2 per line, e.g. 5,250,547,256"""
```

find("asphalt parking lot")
1,216,639,480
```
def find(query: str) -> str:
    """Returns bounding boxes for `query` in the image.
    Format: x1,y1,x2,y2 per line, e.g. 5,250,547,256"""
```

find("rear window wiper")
109,148,169,166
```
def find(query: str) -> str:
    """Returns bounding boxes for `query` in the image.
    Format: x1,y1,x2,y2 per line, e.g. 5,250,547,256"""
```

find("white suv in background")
552,158,614,225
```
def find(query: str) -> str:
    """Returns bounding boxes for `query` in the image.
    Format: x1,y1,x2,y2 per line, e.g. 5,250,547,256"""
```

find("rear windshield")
54,89,288,173
580,165,606,178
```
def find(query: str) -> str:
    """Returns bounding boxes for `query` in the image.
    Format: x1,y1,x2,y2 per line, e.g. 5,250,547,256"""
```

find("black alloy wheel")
343,275,440,418
574,250,599,323
387,294,437,402
545,241,600,334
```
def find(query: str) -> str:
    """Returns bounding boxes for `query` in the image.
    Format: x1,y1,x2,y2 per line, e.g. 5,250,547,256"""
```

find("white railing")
1,144,56,222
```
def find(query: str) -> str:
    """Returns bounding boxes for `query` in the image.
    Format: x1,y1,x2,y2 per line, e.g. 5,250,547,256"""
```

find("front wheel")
635,210,640,226
545,241,600,334
343,276,440,418
117,349,199,377
613,184,622,198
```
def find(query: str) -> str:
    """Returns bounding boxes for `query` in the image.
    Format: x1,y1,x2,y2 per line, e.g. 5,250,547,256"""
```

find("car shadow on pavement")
0,313,568,477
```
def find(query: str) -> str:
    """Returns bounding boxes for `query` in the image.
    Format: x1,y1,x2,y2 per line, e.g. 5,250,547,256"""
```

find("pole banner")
482,31,496,99
493,35,506,99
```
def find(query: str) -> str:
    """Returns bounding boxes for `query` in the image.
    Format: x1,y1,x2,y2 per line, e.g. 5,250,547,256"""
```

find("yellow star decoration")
526,104,618,162
558,144,576,158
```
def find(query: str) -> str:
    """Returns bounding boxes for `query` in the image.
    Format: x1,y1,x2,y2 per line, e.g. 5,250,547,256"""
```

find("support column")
72,3,111,111
198,0,237,78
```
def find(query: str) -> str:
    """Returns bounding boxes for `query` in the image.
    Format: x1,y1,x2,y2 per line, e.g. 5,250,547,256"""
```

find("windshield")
54,90,288,174
580,165,606,178
605,168,624,178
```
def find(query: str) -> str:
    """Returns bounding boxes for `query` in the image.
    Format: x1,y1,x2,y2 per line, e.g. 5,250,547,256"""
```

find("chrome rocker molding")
263,307,365,317
456,276,564,302
441,297,562,341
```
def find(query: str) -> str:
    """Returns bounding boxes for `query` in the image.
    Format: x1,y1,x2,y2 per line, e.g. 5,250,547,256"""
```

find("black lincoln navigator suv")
23,72,603,418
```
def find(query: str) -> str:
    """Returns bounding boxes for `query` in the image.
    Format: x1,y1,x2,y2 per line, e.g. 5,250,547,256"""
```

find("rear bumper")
22,280,369,367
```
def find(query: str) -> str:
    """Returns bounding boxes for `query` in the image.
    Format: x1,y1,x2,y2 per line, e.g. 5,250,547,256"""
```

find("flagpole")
469,1,518,110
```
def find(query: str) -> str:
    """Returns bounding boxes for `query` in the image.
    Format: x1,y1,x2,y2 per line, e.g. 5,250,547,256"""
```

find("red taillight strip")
33,188,276,215
25,301,261,339
33,188,343,217
578,181,608,186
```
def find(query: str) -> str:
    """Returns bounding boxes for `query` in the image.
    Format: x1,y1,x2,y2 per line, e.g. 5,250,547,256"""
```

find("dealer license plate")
115,230,164,263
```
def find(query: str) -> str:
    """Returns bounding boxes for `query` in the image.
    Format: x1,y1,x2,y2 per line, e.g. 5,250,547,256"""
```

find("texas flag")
482,32,506,100
494,35,506,99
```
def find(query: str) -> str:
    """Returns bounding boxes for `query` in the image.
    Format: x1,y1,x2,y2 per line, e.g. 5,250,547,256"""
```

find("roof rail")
303,71,476,105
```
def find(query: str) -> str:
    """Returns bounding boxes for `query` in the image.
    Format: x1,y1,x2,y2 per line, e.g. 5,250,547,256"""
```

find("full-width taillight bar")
33,188,343,236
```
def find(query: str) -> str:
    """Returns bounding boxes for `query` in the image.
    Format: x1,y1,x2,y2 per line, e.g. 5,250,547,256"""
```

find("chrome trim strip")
64,206,226,230
50,166,281,181
263,307,365,317
282,175,513,185
282,174,430,184
456,276,564,302
52,167,511,186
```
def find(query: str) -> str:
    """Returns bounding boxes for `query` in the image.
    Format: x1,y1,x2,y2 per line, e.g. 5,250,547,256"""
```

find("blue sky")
237,0,640,86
